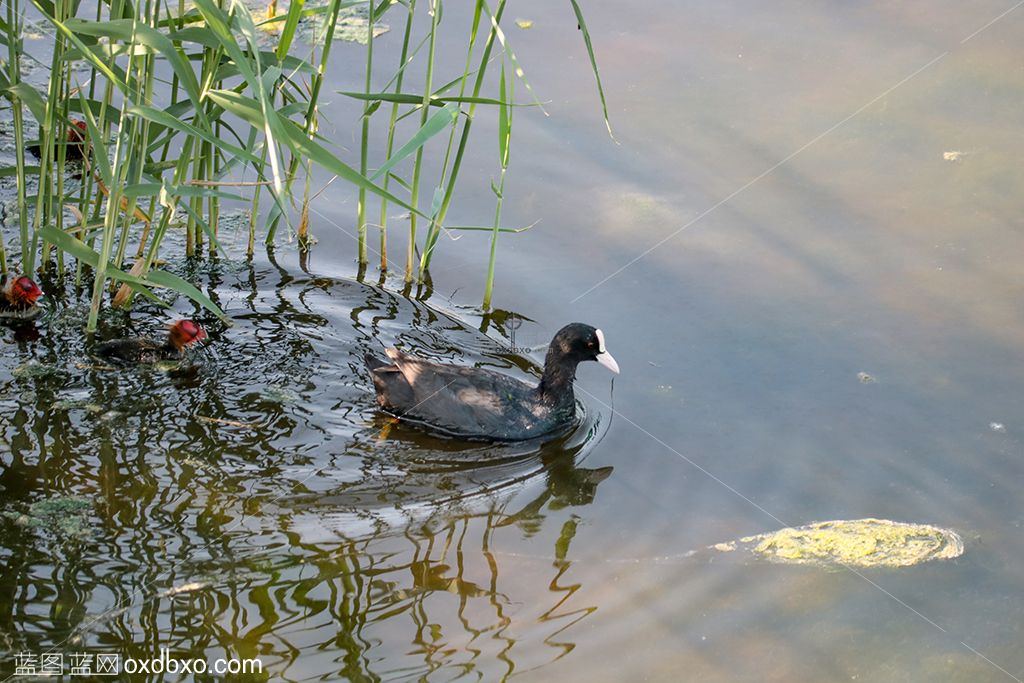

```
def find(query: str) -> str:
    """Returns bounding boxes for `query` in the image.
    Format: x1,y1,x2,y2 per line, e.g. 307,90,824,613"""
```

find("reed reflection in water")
0,253,614,682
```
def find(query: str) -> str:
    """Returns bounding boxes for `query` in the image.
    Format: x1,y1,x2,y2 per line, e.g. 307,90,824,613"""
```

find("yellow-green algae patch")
741,519,963,568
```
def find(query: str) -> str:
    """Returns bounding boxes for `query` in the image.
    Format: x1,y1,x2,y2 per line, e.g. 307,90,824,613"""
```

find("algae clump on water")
3,495,93,540
742,518,963,568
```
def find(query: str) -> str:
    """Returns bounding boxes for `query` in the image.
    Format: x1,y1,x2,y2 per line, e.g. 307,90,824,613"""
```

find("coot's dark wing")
94,337,172,365
366,348,551,440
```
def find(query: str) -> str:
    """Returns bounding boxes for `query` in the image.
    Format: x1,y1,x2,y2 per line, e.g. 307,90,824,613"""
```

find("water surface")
3,1,1024,681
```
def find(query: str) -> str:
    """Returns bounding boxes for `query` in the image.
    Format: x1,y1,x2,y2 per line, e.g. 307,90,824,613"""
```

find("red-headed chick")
1,276,42,312
28,119,89,160
94,320,207,365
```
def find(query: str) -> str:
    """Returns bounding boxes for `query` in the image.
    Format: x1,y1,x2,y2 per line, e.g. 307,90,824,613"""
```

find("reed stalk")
416,0,507,282
355,0,376,265
51,58,72,275
406,0,441,283
482,59,512,311
250,137,269,257
86,18,141,333
29,0,71,275
2,0,610,318
377,0,417,273
274,0,342,245
4,0,25,275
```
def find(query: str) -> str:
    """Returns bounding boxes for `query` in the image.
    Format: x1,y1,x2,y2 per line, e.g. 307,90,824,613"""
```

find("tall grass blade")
416,0,507,280
275,0,305,60
207,89,425,217
407,0,442,282
568,0,614,140
370,102,458,181
5,82,46,125
356,0,376,263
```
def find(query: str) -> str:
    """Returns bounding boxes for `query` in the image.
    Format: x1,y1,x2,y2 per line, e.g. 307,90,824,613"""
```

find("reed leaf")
128,104,262,165
568,0,614,139
275,0,305,60
448,223,533,233
40,224,229,320
339,91,526,108
5,82,46,125
479,0,544,113
39,224,166,306
370,102,458,181
207,89,425,217
123,183,247,202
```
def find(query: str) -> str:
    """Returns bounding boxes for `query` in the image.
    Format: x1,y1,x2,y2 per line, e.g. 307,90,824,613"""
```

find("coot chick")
365,323,619,441
0,276,43,320
27,120,89,161
95,320,207,365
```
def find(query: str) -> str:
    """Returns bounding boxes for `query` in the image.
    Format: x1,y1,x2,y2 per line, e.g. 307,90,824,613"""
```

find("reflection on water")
0,255,613,681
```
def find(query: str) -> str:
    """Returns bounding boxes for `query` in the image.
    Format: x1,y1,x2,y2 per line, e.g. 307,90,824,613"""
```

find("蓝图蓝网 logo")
10,650,260,676
12,651,119,676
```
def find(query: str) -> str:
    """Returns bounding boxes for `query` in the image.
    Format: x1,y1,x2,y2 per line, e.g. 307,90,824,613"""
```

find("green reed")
376,0,417,272
405,0,440,282
482,57,512,311
3,0,27,276
1,0,610,323
356,0,375,266
340,0,611,296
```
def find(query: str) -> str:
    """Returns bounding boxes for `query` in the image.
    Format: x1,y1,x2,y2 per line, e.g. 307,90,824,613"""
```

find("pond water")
3,1,1024,681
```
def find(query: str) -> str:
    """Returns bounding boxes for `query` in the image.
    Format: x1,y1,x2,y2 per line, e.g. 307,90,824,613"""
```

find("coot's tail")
363,352,391,372
363,350,413,409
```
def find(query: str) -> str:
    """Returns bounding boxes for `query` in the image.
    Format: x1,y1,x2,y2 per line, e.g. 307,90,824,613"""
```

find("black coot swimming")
365,322,619,441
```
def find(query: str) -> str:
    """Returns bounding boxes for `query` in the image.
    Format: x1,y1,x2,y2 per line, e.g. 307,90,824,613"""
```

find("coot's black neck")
537,348,579,409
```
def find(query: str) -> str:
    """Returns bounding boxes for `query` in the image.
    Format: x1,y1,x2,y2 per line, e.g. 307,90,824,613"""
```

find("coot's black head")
546,323,620,375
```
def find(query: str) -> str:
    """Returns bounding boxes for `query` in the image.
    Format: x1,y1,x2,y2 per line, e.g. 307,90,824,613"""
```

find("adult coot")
365,323,619,441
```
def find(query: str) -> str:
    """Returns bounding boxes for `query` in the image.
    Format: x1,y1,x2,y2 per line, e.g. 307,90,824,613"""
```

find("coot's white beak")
594,329,620,374
596,351,620,374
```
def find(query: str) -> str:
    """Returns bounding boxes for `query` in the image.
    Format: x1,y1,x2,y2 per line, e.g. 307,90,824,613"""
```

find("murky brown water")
3,1,1024,681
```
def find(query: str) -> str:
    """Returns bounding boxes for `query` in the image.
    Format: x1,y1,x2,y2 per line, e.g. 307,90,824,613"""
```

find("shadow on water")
0,251,614,681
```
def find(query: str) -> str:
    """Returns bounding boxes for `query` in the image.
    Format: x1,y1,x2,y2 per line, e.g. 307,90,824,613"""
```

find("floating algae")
734,519,963,568
13,359,62,379
3,495,93,540
51,398,105,413
259,385,299,403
